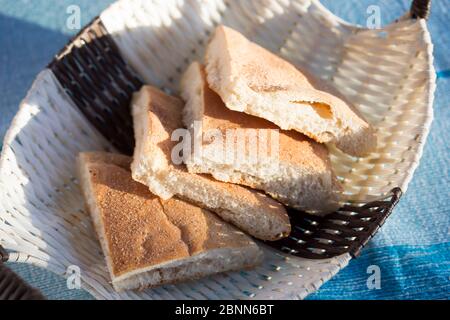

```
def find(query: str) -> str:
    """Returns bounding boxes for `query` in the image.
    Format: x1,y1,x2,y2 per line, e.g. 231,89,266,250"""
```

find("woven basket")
0,0,435,300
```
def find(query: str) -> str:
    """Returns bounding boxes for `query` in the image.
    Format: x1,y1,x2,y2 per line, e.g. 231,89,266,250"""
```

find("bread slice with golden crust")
130,86,290,240
181,62,341,214
205,25,376,157
77,151,263,292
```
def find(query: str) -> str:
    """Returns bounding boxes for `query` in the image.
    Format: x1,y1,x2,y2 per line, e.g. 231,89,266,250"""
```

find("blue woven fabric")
0,0,448,300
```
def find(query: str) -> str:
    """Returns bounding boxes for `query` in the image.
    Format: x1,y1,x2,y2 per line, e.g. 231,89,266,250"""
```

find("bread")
77,151,263,292
130,86,290,240
181,62,340,214
205,25,376,157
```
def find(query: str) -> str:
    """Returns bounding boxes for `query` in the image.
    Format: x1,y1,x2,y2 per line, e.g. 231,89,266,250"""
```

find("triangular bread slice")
130,86,290,240
181,62,341,214
77,151,263,292
205,25,376,157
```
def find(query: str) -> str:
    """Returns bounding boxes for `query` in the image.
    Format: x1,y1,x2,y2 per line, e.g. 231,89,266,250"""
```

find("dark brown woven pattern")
0,265,45,300
0,244,8,263
0,246,45,300
266,188,402,259
411,0,432,19
49,17,143,155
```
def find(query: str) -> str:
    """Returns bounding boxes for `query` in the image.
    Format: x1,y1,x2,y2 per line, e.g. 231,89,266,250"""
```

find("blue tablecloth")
0,0,448,300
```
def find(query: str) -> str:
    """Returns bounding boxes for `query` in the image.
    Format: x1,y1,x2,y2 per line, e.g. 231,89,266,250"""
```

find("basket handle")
410,0,432,19
0,244,45,300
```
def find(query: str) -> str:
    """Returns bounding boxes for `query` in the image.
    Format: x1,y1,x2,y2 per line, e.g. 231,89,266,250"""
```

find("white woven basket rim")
0,0,436,300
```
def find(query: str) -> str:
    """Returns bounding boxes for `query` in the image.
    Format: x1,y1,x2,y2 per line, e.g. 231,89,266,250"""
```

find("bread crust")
205,25,377,157
77,151,262,291
130,86,291,240
181,62,341,213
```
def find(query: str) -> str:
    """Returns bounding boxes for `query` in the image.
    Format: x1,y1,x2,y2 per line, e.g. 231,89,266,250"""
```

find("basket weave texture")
0,0,435,299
